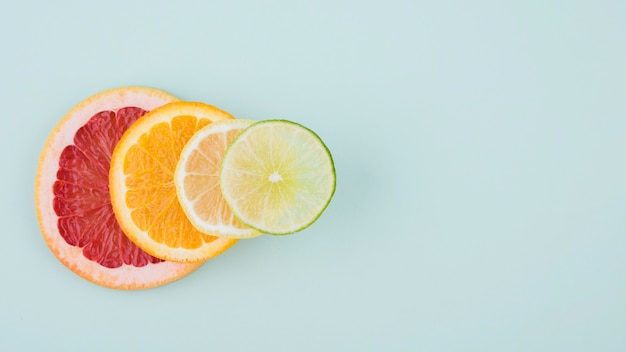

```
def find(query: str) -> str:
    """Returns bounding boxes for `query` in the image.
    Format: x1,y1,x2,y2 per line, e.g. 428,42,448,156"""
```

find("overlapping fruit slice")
37,87,337,289
220,120,336,235
109,102,238,262
174,119,260,239
35,87,203,289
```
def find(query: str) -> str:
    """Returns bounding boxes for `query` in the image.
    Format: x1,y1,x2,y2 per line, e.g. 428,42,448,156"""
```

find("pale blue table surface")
1,1,624,351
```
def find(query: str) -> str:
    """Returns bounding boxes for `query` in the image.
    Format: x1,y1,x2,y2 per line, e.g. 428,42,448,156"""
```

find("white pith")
268,171,283,183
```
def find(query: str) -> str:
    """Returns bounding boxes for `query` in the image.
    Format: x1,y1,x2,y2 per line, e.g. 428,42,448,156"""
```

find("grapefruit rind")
35,86,203,290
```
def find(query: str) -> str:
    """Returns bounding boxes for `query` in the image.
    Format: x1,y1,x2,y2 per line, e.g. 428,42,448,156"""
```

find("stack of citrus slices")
35,87,336,289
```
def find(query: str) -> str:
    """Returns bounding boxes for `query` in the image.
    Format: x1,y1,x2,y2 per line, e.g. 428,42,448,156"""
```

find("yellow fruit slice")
220,120,336,235
175,119,260,239
109,102,237,262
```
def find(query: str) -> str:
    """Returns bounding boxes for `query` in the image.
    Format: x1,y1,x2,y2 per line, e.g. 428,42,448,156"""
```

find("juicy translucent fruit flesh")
221,121,335,234
183,128,247,227
123,115,218,248
54,108,164,268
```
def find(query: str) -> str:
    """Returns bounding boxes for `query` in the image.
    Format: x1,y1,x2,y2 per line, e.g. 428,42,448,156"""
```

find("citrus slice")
220,120,336,235
174,119,260,239
35,86,202,290
109,102,238,262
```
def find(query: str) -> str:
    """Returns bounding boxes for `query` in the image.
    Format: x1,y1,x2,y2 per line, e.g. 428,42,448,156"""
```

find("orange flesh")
123,115,218,248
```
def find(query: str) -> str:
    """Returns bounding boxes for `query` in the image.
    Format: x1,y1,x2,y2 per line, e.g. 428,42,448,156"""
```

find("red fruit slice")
35,87,203,289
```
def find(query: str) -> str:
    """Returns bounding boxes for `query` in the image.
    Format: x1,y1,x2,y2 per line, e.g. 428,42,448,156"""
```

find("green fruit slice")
220,120,336,235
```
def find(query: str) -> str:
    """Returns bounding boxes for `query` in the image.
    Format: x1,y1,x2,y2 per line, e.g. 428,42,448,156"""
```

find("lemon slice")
220,120,336,235
175,119,260,239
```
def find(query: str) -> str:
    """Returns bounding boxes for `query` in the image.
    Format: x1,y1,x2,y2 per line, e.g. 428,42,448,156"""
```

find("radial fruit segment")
35,86,202,289
109,102,238,262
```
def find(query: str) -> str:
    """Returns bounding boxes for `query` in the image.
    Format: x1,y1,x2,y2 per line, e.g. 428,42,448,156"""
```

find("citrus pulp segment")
174,119,260,239
109,102,238,262
220,120,336,235
35,86,202,289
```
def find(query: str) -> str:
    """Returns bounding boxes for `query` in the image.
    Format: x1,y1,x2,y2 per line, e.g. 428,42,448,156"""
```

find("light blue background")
1,1,625,351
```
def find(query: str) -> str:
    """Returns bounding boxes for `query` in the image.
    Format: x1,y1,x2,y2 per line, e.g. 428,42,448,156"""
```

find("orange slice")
174,119,260,239
35,86,202,289
109,102,238,262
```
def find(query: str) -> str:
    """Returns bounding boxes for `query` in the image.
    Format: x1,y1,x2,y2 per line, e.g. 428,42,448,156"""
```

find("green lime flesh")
220,120,336,235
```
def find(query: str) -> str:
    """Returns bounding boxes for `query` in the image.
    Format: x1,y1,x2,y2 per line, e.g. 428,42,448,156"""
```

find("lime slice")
220,120,336,235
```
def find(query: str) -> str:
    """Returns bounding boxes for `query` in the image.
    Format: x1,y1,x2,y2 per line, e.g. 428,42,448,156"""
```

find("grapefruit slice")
109,102,238,263
174,119,260,239
35,87,202,289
